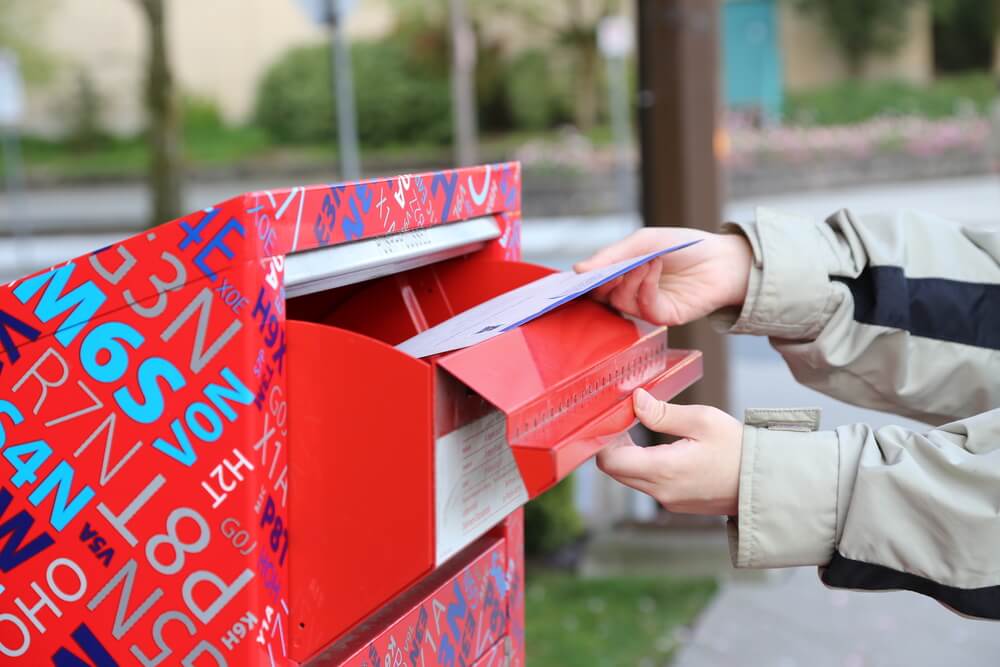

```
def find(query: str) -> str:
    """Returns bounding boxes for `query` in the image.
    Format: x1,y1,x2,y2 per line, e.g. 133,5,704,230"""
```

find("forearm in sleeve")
715,207,1000,424
731,407,1000,619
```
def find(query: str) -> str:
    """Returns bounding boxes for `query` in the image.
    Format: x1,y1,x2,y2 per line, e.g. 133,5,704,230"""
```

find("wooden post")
637,0,729,413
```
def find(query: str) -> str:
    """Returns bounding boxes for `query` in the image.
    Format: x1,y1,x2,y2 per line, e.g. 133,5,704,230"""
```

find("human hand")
596,388,742,516
575,228,752,326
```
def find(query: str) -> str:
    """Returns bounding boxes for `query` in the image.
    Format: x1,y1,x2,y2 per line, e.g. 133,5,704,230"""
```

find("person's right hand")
574,228,753,327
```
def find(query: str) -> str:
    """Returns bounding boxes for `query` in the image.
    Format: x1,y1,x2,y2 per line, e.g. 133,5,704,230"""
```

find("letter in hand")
596,388,742,516
575,228,753,327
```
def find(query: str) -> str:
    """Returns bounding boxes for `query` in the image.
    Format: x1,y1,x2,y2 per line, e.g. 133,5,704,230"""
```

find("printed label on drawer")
436,410,527,565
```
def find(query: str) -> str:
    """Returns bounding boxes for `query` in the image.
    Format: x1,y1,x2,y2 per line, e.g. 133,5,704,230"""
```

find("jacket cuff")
712,207,840,340
728,408,840,569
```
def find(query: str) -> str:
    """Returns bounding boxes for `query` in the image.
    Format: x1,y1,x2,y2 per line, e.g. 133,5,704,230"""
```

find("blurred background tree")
0,0,53,84
133,0,182,227
390,1,574,133
254,2,585,150
382,0,618,134
524,477,585,559
502,0,623,132
255,40,453,148
66,70,108,151
931,0,998,73
793,0,916,75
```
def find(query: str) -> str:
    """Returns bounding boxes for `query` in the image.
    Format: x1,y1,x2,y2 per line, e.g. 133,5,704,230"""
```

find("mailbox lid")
436,300,703,497
504,347,702,496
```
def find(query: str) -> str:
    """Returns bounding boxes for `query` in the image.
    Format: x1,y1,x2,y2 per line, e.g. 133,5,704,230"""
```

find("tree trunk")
994,28,1000,74
845,48,866,79
574,40,600,132
995,1,1000,74
138,0,182,227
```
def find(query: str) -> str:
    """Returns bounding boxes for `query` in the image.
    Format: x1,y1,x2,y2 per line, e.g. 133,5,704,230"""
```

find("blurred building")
723,0,932,119
20,0,392,137
19,0,937,138
780,2,932,88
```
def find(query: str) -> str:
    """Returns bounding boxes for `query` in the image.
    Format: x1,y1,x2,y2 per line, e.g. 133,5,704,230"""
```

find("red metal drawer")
304,532,512,666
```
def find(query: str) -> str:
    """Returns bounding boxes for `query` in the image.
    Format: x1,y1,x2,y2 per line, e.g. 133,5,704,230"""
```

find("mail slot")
285,252,702,660
0,163,700,665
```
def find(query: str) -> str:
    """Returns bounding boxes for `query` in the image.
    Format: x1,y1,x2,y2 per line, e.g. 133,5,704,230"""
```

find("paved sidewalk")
673,567,1000,667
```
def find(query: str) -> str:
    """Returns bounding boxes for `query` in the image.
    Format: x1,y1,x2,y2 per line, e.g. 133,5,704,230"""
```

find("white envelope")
396,240,700,358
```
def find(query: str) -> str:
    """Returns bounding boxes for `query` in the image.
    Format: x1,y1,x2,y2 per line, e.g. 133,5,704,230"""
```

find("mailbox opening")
282,223,702,662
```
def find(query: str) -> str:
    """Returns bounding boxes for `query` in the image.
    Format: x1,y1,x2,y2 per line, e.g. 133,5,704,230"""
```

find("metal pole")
606,52,634,213
330,1,360,179
637,0,729,413
448,0,479,166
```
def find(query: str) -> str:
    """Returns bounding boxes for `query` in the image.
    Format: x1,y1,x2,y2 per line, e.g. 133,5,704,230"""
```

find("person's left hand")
597,388,743,516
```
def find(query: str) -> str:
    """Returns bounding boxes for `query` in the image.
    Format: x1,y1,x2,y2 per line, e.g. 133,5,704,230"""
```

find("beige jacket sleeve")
717,207,1000,618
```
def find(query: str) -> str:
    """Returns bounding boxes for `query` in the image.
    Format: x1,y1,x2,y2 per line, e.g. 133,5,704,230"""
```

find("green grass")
14,136,149,180
182,125,271,166
785,72,997,125
0,121,619,184
6,125,272,182
526,571,717,667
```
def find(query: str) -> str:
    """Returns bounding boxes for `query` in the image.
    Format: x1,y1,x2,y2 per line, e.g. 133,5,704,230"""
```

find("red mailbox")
0,163,700,665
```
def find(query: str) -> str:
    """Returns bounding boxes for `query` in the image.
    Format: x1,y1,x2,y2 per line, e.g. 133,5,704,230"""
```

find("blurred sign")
598,16,634,58
294,0,357,25
0,50,25,127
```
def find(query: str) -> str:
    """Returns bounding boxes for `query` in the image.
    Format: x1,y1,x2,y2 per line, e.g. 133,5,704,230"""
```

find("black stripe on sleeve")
833,266,1000,350
821,552,1000,619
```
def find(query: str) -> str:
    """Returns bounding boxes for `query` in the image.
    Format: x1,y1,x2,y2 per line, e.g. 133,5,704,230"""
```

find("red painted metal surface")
0,164,521,665
498,509,525,665
324,257,553,344
0,158,702,665
471,641,507,667
502,349,703,496
286,321,435,661
305,532,511,666
439,304,703,498
317,254,702,500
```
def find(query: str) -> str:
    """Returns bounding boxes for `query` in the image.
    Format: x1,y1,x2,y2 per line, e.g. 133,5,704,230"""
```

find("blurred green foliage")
785,73,997,125
8,0,610,184
524,477,585,558
505,50,572,132
7,97,268,182
0,0,54,83
526,571,717,666
792,0,916,74
179,96,271,164
254,45,335,144
254,41,452,148
67,70,109,151
254,13,582,149
932,0,998,73
389,0,620,131
182,95,228,140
